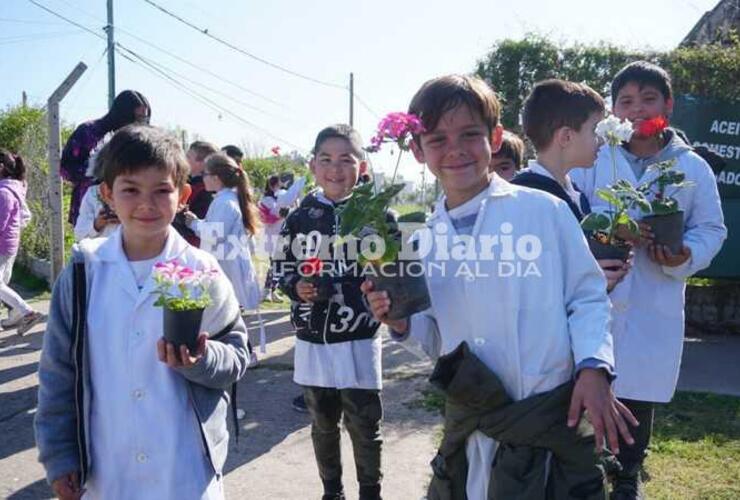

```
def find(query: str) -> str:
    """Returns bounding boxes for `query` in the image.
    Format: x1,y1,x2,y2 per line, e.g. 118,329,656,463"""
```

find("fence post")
47,62,87,283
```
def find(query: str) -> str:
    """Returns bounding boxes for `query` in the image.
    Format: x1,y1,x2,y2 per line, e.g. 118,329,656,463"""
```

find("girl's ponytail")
234,168,260,236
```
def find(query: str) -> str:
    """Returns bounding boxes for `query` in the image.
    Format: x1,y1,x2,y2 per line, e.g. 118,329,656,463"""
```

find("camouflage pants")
303,386,383,497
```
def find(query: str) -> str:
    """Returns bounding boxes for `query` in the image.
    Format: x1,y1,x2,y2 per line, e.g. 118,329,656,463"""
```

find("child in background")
512,79,630,292
221,145,244,166
0,150,43,335
35,125,250,499
489,130,524,181
74,147,120,241
258,173,307,302
570,61,726,499
364,75,635,499
273,125,389,500
186,153,262,311
173,141,218,246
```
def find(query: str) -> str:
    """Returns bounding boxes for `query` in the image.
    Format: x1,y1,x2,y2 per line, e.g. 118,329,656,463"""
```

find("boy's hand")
183,211,197,225
93,212,119,232
51,471,84,500
597,259,631,292
568,368,638,454
157,333,207,368
296,279,318,303
648,244,691,267
360,280,409,334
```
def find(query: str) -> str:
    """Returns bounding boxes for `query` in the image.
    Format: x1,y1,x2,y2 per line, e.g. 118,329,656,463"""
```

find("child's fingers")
196,333,208,356
612,404,635,447
616,400,640,427
360,280,374,294
166,342,180,366
602,409,620,455
156,338,167,362
566,391,582,428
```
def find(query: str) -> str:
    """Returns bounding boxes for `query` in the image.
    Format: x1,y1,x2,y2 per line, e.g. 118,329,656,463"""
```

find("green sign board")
672,94,740,278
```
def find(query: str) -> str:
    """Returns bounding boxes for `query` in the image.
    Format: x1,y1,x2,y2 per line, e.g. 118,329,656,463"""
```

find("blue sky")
1,0,719,180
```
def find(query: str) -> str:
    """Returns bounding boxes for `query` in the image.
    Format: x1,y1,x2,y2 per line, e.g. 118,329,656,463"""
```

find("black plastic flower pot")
642,211,684,254
588,238,631,263
369,260,431,320
163,307,204,356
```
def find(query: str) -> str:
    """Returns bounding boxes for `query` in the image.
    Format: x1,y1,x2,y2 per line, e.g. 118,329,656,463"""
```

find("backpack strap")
71,261,89,485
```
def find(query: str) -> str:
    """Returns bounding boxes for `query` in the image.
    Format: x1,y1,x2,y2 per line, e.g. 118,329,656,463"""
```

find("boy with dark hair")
364,74,635,499
173,140,219,245
272,124,389,500
489,130,524,181
571,61,726,499
513,78,630,291
35,125,250,499
221,144,244,166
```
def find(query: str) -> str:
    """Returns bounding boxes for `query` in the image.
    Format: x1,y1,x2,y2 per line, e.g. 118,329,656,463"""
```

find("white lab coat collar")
428,175,515,225
89,226,191,307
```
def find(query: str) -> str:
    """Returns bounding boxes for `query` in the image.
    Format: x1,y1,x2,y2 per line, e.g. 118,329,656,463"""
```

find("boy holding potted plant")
272,124,390,500
512,79,631,292
364,74,636,499
35,125,251,499
570,61,727,498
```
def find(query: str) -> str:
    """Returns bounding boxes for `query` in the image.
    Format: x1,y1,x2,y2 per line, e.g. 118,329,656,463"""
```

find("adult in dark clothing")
61,90,150,225
173,141,218,246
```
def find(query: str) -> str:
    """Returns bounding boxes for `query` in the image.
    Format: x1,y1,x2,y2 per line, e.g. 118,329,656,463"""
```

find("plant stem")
390,149,403,186
608,145,617,244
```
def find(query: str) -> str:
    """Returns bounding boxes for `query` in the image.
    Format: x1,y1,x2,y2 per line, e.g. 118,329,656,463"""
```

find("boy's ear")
409,138,425,164
99,182,114,208
309,157,317,175
359,161,368,176
490,125,504,154
554,126,572,149
665,97,674,117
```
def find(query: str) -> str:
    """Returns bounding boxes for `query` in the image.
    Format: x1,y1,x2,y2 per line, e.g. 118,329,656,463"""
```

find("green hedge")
475,33,740,130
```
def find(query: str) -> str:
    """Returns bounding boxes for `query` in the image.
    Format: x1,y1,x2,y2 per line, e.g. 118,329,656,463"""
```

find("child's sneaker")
16,311,44,336
292,394,308,413
1,313,22,330
248,350,260,369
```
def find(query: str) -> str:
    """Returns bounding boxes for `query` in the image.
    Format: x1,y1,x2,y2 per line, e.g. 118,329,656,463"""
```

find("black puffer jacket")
273,191,395,344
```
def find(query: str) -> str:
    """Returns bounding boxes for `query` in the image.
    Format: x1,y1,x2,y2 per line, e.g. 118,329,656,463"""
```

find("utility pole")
21,91,27,108
349,72,354,126
106,0,115,108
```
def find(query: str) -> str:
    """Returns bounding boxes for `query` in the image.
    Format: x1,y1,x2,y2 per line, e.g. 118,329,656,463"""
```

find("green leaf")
581,213,611,231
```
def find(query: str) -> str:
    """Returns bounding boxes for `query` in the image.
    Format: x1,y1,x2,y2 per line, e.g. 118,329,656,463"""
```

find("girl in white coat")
187,153,265,360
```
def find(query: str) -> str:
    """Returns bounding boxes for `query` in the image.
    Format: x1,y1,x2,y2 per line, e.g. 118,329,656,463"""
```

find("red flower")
271,146,281,156
299,257,323,277
636,116,669,138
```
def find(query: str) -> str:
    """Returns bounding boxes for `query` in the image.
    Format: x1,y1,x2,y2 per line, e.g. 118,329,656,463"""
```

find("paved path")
1,297,738,499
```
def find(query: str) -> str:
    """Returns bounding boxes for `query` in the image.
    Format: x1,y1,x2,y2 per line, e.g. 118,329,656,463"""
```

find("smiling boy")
364,75,635,499
570,61,726,499
35,125,250,500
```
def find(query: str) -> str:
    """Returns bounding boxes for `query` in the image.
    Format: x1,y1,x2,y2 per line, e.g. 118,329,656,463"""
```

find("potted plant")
638,158,693,253
153,260,218,359
336,112,431,320
580,179,649,261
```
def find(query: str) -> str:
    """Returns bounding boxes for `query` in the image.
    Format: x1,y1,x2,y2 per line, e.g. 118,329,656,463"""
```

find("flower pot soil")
642,210,684,254
369,260,430,320
163,307,204,355
588,239,631,263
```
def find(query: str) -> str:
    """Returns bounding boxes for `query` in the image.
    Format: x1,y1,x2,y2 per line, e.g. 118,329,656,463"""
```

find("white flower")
596,115,634,146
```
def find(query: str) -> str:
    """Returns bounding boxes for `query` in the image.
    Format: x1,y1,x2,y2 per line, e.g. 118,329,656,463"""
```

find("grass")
9,263,51,302
412,390,740,498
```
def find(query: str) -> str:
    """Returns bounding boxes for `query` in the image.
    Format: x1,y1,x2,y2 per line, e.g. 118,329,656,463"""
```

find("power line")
115,43,304,151
26,0,106,40
354,93,382,120
0,16,65,25
49,0,287,109
141,0,347,91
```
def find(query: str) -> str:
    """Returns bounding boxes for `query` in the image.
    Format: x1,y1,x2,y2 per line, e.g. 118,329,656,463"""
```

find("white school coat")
194,188,261,310
570,146,726,402
401,176,613,498
74,185,118,241
78,226,240,499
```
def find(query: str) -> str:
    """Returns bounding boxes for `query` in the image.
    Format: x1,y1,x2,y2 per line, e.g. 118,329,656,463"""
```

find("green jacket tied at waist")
427,341,607,500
